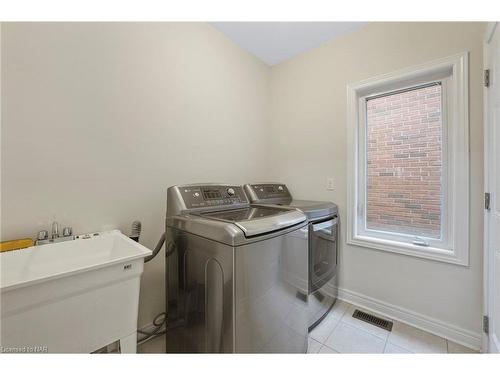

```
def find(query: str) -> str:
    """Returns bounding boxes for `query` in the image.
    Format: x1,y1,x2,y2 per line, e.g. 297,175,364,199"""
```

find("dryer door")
309,217,338,294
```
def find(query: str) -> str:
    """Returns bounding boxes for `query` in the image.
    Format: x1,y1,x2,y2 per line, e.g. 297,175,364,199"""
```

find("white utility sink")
0,230,152,353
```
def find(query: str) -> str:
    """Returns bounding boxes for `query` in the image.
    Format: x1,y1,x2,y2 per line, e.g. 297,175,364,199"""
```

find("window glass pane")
365,84,443,239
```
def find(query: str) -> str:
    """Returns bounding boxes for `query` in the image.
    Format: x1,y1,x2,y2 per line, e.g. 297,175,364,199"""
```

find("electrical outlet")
327,178,335,191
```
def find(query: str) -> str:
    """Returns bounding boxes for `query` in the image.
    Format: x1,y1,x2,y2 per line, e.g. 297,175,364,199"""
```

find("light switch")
327,178,334,191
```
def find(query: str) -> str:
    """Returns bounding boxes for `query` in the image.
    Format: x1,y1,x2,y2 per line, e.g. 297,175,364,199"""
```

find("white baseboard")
337,287,482,351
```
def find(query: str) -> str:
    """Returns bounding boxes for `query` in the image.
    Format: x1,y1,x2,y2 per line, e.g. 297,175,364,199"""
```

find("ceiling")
211,22,367,66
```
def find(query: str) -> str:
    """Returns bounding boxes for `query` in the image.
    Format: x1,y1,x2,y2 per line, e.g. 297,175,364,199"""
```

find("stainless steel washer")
244,183,338,330
165,184,309,353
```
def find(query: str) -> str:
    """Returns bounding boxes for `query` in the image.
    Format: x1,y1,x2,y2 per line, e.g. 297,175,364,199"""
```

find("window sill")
347,234,469,266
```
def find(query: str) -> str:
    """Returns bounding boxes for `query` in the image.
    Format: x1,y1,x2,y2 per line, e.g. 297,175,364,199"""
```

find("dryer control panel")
244,183,292,203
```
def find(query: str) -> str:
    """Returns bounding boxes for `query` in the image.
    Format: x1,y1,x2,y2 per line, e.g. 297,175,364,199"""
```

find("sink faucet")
52,221,59,239
35,221,74,246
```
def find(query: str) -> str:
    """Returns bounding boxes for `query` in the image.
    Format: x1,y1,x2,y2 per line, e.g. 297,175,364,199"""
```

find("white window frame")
346,52,469,266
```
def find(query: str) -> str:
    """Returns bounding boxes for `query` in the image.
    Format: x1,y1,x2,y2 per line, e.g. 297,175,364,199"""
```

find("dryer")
244,183,338,330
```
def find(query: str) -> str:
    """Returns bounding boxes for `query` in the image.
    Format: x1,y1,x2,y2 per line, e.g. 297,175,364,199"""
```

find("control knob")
227,188,235,196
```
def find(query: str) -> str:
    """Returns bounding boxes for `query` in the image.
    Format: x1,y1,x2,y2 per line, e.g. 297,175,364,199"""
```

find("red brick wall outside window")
366,84,443,239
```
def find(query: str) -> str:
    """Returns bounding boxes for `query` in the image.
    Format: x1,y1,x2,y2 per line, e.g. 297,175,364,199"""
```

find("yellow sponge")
0,238,34,252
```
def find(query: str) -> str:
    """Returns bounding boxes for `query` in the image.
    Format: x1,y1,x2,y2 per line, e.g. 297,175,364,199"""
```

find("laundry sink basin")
0,230,152,353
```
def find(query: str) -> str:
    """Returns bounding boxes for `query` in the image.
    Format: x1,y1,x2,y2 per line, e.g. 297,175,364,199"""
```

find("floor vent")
352,309,393,331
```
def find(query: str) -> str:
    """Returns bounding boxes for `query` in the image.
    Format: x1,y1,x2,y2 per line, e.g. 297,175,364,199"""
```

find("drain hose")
144,232,165,263
137,232,171,344
137,312,167,344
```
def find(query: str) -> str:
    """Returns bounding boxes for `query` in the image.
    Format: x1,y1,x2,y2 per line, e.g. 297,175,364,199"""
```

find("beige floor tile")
263,324,306,353
324,321,386,353
284,303,309,336
309,300,349,343
388,321,447,353
341,305,391,340
307,338,322,353
318,345,339,353
447,340,479,353
384,342,413,353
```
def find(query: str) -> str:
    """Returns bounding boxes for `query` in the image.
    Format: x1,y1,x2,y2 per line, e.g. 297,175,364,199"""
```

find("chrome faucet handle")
62,227,73,237
37,230,48,240
51,221,59,239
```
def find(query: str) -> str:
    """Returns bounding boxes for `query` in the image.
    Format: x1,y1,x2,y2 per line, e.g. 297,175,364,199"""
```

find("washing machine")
165,183,309,353
244,183,338,330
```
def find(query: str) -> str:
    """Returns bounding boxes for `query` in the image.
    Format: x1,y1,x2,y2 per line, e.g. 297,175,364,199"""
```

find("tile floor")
137,300,479,354
307,301,478,354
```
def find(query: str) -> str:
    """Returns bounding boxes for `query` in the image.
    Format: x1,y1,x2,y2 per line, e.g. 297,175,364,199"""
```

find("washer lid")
195,205,306,237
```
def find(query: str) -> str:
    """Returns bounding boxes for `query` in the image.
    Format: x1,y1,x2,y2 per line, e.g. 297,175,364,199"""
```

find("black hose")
137,233,168,344
137,313,185,344
144,232,165,263
137,312,167,344
137,233,178,344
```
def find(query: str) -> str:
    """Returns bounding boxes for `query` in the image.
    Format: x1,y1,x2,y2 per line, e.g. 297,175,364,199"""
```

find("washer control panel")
179,185,248,210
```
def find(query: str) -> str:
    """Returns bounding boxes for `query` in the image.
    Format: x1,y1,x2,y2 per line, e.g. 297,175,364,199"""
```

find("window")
366,83,444,241
347,53,469,265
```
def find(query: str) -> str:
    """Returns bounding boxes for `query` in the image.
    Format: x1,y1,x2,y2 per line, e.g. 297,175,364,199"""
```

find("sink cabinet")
0,230,152,353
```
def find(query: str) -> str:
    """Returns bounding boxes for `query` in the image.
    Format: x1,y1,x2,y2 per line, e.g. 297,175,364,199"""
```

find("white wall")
0,22,269,327
267,22,486,339
1,22,487,343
